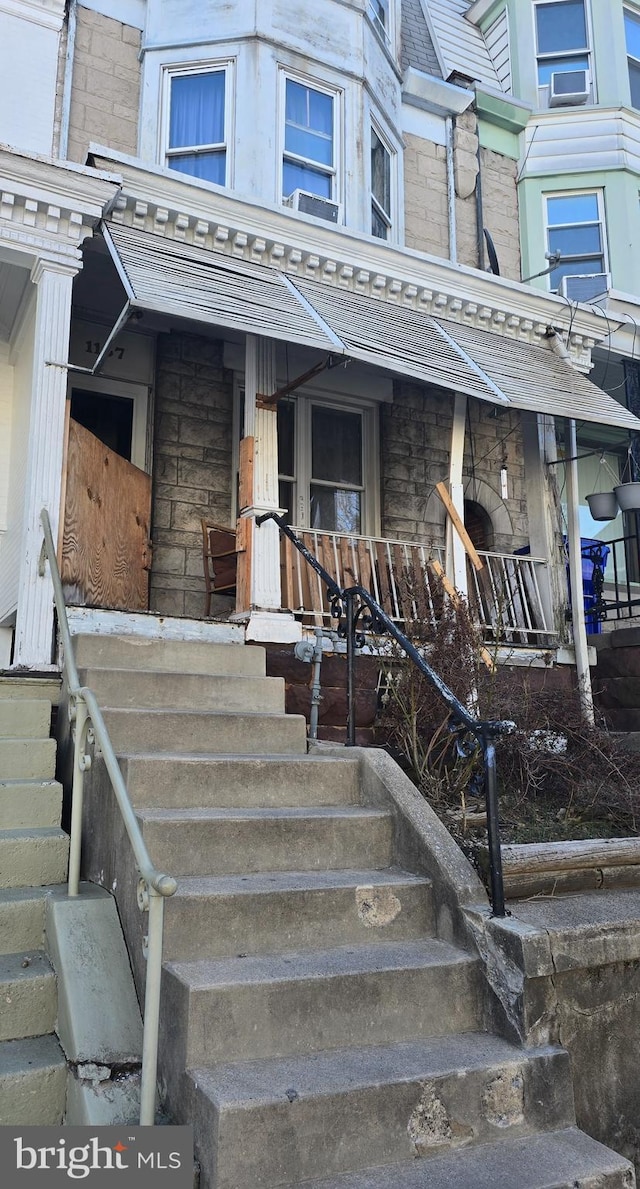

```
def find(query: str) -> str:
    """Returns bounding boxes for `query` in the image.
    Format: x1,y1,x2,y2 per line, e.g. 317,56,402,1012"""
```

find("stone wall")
150,332,234,619
480,147,521,282
404,133,450,258
67,6,141,164
381,383,528,551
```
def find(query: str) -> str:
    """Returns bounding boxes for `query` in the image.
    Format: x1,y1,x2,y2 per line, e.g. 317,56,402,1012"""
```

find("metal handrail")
258,511,512,916
39,509,176,1125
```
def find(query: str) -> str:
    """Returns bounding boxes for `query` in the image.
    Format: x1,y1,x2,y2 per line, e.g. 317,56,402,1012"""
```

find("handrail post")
482,733,506,917
345,592,356,747
68,697,89,898
139,889,164,1125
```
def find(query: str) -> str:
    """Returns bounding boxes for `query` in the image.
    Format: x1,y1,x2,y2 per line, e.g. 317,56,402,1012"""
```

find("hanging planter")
614,482,640,512
585,454,620,521
586,490,619,520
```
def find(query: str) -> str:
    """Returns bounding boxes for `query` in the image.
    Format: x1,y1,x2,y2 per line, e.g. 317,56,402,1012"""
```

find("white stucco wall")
0,0,65,155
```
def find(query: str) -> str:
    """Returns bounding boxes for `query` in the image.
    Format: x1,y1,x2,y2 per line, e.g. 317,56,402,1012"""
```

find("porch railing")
601,528,640,621
39,508,177,1126
280,527,554,644
260,511,513,917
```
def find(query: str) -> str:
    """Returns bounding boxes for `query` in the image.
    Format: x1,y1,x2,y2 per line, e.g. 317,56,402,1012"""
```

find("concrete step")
0,700,51,739
192,1036,574,1189
0,886,58,955
164,868,434,960
74,634,266,677
0,829,69,889
80,668,286,714
161,940,483,1072
103,708,308,756
299,1127,635,1188
139,806,393,877
0,779,62,828
119,754,362,810
0,951,57,1041
0,739,56,780
0,1034,66,1125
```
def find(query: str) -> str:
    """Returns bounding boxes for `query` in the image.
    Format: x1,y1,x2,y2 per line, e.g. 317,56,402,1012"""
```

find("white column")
240,335,301,643
12,259,76,668
445,392,468,597
566,418,594,724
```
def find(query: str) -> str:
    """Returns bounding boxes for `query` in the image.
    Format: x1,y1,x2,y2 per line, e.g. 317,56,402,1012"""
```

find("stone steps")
0,886,57,955
74,634,266,676
0,951,57,1042
0,828,69,890
191,1035,574,1189
0,779,63,829
102,707,308,755
79,667,286,714
0,1035,66,1126
137,805,394,876
298,1127,634,1189
162,868,434,960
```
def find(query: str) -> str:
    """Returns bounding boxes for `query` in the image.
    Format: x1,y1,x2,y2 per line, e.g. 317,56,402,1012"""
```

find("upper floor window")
371,126,392,240
282,78,337,201
545,192,606,292
625,8,640,108
369,0,389,42
164,66,228,184
534,1,589,85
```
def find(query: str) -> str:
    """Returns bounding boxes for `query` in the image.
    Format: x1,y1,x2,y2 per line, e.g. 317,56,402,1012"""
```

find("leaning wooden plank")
428,559,494,671
435,481,485,572
503,865,640,900
238,436,254,511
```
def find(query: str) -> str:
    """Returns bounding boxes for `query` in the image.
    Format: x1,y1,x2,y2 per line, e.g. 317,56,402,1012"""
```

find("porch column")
444,392,468,597
521,411,566,634
237,335,301,643
12,259,76,668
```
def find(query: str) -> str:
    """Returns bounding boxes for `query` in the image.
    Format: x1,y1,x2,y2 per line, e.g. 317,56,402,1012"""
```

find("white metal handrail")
39,508,176,1126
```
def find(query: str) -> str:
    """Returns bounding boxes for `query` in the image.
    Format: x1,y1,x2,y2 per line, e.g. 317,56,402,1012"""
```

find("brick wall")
150,333,234,618
67,6,141,164
381,383,528,550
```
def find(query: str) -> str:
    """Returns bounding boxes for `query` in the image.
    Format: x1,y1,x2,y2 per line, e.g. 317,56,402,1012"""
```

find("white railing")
39,509,176,1126
281,528,554,643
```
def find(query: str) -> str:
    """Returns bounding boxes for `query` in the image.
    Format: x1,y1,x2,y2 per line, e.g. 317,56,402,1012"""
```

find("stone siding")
150,333,234,619
480,147,521,281
381,382,528,550
67,6,141,164
404,133,450,258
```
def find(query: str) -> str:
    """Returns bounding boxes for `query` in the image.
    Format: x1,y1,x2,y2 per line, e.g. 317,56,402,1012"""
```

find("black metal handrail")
257,511,512,916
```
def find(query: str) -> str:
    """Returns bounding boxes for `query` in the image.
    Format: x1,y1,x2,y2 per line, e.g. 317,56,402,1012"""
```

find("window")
369,0,389,42
545,192,606,291
371,127,392,240
165,67,228,184
625,8,640,109
282,78,336,200
534,1,589,86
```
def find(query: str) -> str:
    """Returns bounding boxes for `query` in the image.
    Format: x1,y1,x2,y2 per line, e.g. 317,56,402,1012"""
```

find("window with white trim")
371,126,392,240
625,8,640,109
164,65,229,184
368,0,390,43
545,192,606,291
534,1,590,86
282,77,338,201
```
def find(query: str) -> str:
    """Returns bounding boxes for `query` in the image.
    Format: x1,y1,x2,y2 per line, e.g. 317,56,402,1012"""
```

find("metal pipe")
67,698,87,898
309,629,323,741
482,736,505,917
446,117,457,264
58,0,78,160
565,419,595,725
346,594,356,747
139,892,165,1126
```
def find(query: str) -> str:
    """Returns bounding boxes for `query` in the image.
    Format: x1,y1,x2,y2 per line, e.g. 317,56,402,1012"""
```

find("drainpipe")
475,124,485,271
59,0,78,160
445,116,457,264
565,418,595,725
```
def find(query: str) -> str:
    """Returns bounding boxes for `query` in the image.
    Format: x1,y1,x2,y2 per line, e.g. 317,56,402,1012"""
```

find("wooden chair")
201,519,237,617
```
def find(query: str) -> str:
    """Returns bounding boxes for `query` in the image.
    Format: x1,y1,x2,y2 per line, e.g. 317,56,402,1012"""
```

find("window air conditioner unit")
559,273,610,303
549,69,589,106
285,189,341,224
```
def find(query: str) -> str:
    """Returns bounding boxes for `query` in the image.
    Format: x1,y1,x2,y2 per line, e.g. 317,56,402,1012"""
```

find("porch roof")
104,222,640,432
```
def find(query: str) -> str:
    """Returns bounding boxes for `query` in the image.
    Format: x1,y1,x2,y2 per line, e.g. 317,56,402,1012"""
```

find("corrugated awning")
103,222,640,431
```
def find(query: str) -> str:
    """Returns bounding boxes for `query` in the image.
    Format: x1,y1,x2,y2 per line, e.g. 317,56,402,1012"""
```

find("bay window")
545,191,606,292
625,8,640,109
534,1,590,87
164,65,229,184
371,126,392,240
282,77,337,201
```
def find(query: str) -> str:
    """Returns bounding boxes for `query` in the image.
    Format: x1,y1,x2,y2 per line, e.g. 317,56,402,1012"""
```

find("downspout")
445,116,457,264
59,0,78,160
475,121,485,271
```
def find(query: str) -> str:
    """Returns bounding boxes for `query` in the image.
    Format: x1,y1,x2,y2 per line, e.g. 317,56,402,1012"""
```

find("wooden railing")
280,528,554,644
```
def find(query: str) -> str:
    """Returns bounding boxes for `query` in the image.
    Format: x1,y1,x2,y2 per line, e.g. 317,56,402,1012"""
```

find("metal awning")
103,222,640,431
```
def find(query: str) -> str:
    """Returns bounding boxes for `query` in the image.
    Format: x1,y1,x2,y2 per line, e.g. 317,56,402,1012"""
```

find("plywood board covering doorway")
61,418,152,610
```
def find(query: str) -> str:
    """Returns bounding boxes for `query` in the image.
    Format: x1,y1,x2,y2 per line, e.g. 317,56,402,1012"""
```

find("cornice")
89,147,614,372
0,0,65,32
0,146,121,258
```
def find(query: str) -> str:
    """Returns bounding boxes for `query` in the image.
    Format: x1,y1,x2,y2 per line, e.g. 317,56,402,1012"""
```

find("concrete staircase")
74,633,634,1188
0,688,68,1124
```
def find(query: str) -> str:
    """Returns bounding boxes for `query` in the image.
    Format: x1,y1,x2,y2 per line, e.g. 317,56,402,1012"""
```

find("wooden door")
61,418,152,610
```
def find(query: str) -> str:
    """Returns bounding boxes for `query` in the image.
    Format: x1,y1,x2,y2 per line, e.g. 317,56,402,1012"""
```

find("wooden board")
238,436,254,512
235,516,253,613
435,481,485,572
61,419,151,611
